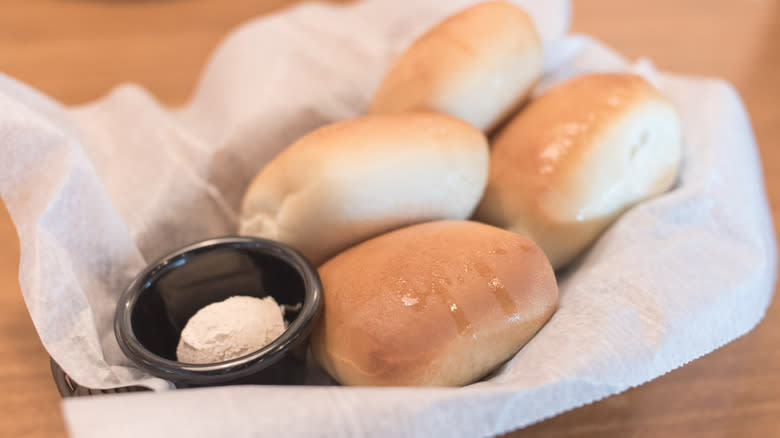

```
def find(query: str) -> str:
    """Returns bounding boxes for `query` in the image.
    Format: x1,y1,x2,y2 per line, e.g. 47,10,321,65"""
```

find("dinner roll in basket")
369,1,542,132
474,73,683,269
312,220,558,387
240,112,489,265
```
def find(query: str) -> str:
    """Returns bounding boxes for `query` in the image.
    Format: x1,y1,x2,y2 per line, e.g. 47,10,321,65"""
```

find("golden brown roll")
369,1,542,132
474,73,683,269
240,112,489,265
311,220,558,387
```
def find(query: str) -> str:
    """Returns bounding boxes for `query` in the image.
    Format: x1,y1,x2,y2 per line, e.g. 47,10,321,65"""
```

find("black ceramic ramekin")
114,236,322,387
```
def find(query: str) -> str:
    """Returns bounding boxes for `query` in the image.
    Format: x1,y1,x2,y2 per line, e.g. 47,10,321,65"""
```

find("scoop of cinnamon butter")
310,220,558,387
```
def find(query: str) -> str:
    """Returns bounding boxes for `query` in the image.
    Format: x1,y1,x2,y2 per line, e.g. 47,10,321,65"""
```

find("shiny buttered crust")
240,112,489,265
474,73,683,269
369,1,542,132
311,220,558,387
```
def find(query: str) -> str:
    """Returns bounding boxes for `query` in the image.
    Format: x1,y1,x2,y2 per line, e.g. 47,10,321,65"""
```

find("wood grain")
0,1,778,437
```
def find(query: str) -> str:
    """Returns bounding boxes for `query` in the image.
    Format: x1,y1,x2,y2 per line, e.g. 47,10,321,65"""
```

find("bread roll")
240,112,489,265
369,1,542,132
474,73,683,269
311,220,558,387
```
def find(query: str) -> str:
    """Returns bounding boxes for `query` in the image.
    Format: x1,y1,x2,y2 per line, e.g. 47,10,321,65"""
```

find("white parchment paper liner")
0,0,775,436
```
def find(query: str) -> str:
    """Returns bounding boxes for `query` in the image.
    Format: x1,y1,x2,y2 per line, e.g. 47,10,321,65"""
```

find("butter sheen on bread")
311,220,558,387
475,73,683,269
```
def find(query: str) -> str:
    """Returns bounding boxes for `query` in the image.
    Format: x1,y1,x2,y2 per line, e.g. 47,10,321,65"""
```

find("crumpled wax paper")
0,0,775,436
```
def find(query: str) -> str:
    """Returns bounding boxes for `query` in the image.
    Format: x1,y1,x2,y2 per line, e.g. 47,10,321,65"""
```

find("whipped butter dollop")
176,295,286,364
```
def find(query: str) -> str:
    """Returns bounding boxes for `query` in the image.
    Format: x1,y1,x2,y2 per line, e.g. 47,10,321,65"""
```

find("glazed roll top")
369,0,542,132
311,220,558,387
474,73,683,269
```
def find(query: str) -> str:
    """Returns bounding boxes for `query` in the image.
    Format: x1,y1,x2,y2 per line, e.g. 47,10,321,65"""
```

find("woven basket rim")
49,358,149,397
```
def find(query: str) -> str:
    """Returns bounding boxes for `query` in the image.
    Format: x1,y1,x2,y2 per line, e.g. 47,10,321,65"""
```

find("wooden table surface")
1,0,778,437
